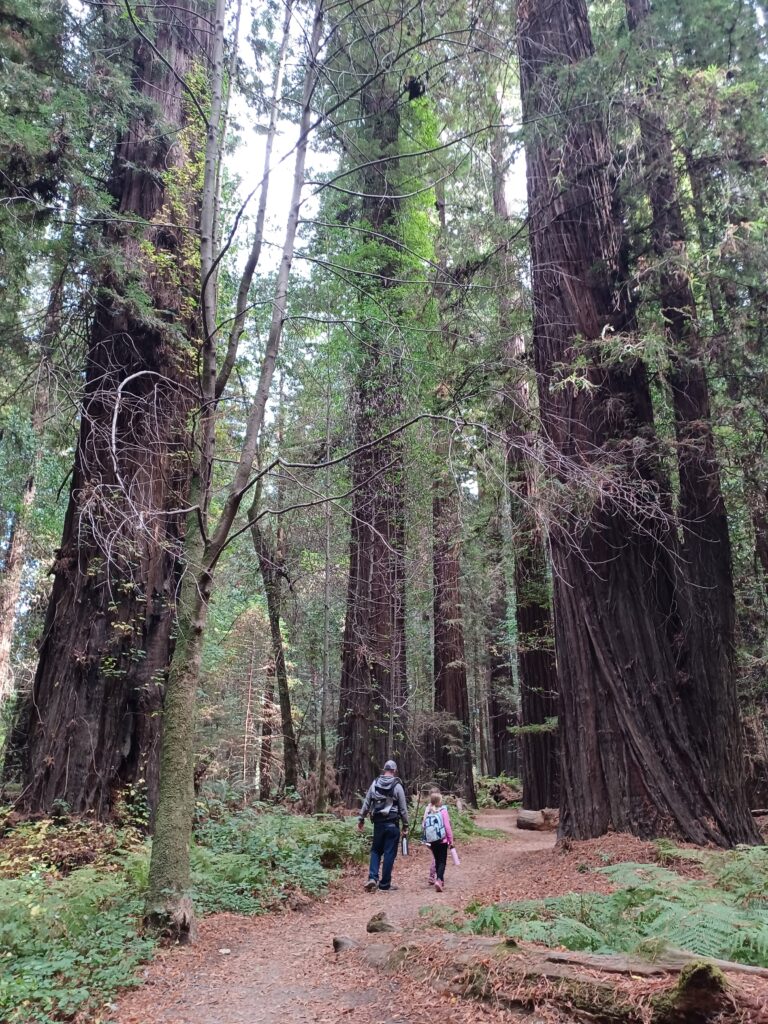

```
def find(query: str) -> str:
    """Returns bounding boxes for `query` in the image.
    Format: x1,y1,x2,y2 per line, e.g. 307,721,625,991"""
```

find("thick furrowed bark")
625,0,755,840
9,1,212,817
517,0,757,846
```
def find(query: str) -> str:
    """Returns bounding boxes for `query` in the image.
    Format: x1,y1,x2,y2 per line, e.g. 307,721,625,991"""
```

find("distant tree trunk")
431,193,476,802
0,292,57,705
516,0,758,845
249,511,298,793
259,671,274,801
316,387,333,813
432,459,476,801
0,511,28,704
491,119,560,809
485,505,517,778
9,1,211,817
515,545,559,810
625,0,747,835
335,82,408,804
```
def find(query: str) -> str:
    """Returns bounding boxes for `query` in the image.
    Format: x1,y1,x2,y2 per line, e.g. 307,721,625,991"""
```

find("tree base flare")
145,896,197,945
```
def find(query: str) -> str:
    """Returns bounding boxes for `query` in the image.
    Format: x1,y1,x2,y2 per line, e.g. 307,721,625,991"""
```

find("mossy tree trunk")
145,0,324,937
335,80,408,804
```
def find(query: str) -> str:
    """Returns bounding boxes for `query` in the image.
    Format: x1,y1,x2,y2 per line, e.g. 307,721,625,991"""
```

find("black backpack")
370,776,402,821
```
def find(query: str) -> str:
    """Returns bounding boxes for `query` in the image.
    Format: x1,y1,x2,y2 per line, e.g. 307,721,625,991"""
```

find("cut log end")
517,807,559,831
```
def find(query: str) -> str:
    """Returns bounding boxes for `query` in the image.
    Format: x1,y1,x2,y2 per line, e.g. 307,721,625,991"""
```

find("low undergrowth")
474,774,522,809
461,845,768,968
0,807,365,1024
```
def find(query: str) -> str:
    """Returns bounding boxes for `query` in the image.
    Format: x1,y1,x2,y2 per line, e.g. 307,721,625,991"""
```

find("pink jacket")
423,804,454,845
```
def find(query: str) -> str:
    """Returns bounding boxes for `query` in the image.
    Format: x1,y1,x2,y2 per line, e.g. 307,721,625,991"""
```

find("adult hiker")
357,759,409,892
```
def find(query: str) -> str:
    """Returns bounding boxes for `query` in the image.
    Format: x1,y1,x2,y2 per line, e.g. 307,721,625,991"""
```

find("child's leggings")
430,841,448,882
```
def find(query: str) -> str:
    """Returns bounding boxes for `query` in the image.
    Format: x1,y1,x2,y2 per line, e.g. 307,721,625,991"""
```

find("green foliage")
191,809,366,914
460,851,768,968
0,864,154,1023
474,774,522,809
0,808,366,1021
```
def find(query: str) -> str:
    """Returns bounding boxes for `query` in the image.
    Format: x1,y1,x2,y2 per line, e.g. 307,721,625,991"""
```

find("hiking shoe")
428,879,435,886
379,884,398,891
365,879,378,892
434,880,444,893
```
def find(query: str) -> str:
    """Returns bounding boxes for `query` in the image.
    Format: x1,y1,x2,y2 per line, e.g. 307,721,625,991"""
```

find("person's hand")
357,820,364,833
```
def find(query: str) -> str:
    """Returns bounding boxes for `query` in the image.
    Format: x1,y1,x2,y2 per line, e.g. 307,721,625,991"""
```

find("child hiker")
422,791,454,892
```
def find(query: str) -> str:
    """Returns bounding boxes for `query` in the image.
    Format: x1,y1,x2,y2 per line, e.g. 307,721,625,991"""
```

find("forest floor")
110,811,768,1024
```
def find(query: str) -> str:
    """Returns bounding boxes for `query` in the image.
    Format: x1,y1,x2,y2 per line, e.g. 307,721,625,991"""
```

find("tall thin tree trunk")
432,457,476,801
242,639,256,791
9,1,212,817
430,193,476,802
259,672,274,801
335,81,408,804
249,509,298,792
491,121,560,809
249,388,298,792
316,375,333,813
485,500,516,778
516,0,758,845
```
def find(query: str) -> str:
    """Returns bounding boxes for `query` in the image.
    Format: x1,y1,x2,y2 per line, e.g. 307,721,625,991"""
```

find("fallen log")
545,948,768,978
516,807,559,831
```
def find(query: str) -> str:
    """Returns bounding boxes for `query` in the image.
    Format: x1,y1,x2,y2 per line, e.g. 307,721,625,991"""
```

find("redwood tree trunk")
335,83,408,804
491,120,559,808
625,0,748,828
517,0,758,845
433,469,476,801
515,543,559,810
9,3,208,818
485,505,517,778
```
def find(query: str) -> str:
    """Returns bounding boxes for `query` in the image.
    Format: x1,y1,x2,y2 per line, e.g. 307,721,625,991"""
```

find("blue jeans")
369,820,400,889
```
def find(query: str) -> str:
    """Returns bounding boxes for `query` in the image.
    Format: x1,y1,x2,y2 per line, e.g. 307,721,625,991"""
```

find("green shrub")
189,810,365,914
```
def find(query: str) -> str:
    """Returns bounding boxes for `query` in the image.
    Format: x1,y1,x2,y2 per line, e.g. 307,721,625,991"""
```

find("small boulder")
333,936,359,953
367,911,396,933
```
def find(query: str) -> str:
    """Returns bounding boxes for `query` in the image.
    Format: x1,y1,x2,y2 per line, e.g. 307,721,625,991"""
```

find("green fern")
461,848,768,968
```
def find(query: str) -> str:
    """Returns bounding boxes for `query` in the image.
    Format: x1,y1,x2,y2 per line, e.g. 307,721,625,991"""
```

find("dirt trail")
113,811,553,1024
